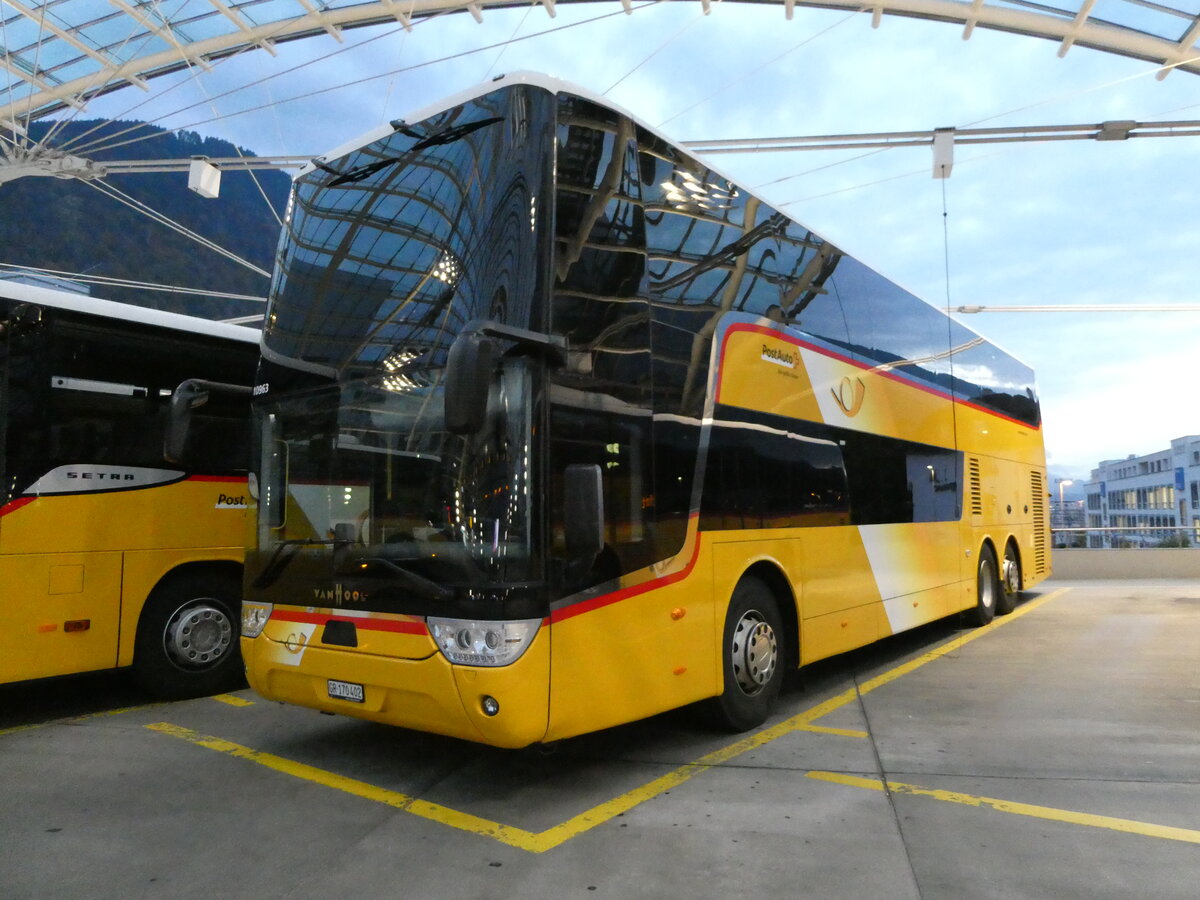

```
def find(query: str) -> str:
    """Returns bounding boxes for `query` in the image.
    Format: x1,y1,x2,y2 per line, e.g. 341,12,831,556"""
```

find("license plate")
327,679,364,703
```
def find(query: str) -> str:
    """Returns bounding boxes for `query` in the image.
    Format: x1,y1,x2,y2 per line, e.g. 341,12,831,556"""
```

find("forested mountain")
0,120,291,321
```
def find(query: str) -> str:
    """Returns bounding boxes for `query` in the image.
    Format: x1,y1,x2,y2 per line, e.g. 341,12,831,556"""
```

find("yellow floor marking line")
798,725,869,738
0,702,163,738
145,722,545,851
808,771,1200,846
146,588,1071,852
212,693,256,708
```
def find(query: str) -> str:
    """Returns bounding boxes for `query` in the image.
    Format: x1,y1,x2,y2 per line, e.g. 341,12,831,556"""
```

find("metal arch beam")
3,0,151,91
3,0,1200,129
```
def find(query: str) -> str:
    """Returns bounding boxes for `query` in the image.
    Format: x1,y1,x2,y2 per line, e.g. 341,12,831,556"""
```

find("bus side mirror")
164,379,253,465
444,331,497,434
564,464,605,564
164,380,210,464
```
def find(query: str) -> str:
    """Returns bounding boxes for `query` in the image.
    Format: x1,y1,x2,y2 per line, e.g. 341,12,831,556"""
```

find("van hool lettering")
313,584,368,606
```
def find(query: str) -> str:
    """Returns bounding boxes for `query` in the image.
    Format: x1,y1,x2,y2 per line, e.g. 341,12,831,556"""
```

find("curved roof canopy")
2,0,1200,131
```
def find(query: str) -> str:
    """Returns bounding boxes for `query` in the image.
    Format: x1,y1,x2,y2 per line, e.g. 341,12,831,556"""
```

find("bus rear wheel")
133,572,244,699
995,541,1022,616
706,577,784,732
965,545,999,628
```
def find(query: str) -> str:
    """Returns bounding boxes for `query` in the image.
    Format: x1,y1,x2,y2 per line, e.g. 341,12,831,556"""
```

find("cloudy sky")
81,2,1200,478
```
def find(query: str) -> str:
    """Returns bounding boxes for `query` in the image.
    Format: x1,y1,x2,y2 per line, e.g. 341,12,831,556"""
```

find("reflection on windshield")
252,360,533,604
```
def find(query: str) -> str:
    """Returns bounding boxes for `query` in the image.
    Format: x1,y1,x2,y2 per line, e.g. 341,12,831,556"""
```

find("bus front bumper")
240,631,550,749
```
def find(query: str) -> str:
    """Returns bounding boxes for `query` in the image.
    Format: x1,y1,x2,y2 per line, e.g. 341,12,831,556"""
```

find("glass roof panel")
1091,0,1195,37
2,0,1199,133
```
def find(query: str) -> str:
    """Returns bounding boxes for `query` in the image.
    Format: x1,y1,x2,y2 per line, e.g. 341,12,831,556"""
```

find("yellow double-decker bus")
240,73,1050,747
0,282,257,697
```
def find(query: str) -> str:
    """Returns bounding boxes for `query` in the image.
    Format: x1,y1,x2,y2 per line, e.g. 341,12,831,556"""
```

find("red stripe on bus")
550,531,703,625
187,475,249,483
0,497,35,518
269,609,428,635
715,322,1040,431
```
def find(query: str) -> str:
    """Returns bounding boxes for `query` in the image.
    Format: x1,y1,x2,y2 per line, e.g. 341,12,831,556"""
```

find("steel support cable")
775,156,934,207
602,0,715,96
18,0,50,143
144,0,284,228
82,177,271,277
59,5,447,158
656,6,862,129
31,10,161,158
1,9,23,148
374,3,419,121
74,2,663,159
482,5,534,80
688,119,1200,152
15,0,169,163
960,51,1200,129
0,262,268,301
689,44,1200,200
752,146,892,191
51,0,414,158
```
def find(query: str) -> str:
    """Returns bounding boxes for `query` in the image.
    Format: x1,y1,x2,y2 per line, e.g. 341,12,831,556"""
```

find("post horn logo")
283,632,308,655
833,376,866,416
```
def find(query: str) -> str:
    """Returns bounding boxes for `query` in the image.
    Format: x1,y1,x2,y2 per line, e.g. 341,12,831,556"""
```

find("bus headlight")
427,617,541,667
241,601,273,638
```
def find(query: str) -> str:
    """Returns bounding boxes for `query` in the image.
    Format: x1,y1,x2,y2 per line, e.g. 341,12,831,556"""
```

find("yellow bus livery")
1,283,257,697
240,73,1049,747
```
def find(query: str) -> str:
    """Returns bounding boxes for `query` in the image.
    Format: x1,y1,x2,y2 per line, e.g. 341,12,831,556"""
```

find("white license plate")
327,679,364,703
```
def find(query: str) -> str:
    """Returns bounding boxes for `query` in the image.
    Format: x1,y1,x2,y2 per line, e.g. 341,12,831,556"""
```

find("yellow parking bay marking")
808,771,1200,846
0,689,254,739
0,702,163,738
145,722,545,851
147,588,1072,853
799,725,869,738
212,693,255,708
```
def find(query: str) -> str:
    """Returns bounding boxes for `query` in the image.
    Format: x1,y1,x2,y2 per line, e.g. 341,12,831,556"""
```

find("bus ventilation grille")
1030,470,1047,575
968,458,983,517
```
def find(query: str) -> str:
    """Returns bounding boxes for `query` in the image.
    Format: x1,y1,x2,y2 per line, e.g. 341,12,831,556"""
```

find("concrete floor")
2,579,1198,899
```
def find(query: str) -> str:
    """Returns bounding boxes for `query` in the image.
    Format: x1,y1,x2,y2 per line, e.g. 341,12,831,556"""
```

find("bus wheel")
706,577,784,732
965,545,999,628
133,572,244,700
995,541,1022,616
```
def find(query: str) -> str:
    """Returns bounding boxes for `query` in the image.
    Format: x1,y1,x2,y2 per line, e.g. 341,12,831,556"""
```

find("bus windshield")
251,358,536,610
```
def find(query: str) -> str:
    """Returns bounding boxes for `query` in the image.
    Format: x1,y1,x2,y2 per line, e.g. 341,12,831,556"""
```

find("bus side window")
549,407,654,589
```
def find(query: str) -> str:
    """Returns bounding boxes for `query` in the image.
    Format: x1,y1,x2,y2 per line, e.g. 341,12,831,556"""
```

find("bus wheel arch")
741,561,799,670
706,566,792,732
995,538,1023,616
133,562,245,699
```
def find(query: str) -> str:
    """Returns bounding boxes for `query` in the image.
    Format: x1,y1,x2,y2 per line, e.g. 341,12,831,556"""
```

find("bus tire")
965,544,999,628
706,577,785,732
995,541,1022,616
133,571,244,700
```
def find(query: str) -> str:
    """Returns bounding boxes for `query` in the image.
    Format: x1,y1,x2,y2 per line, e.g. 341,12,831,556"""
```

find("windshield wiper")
251,538,336,590
358,557,453,603
319,117,504,187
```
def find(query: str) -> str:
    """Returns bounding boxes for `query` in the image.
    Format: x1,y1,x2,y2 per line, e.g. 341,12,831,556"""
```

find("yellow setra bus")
0,282,257,697
240,73,1050,747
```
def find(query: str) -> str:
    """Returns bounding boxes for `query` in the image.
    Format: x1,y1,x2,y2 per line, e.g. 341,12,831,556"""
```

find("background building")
1083,436,1200,548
